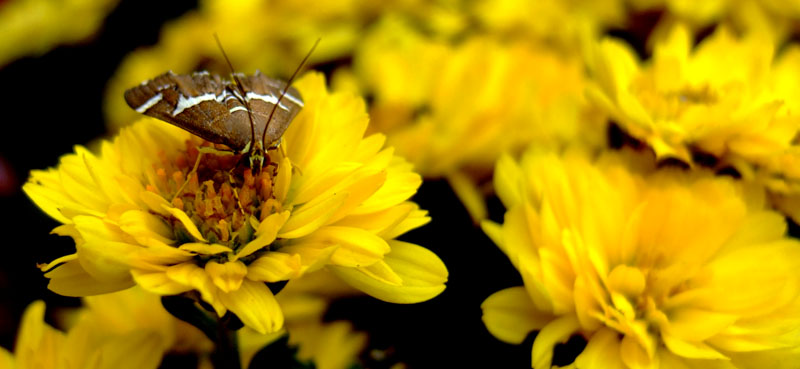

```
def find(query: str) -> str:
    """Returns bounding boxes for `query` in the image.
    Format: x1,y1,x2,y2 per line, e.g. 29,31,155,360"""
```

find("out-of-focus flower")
589,24,799,165
103,0,465,131
627,0,796,43
481,148,800,368
588,24,800,222
0,299,171,369
24,73,447,335
342,16,604,220
0,0,119,67
470,0,625,52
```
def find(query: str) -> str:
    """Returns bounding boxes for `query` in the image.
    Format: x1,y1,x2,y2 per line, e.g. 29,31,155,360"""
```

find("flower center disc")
149,138,281,248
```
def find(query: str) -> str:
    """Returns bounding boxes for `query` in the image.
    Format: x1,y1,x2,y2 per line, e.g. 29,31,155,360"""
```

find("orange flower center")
147,138,282,248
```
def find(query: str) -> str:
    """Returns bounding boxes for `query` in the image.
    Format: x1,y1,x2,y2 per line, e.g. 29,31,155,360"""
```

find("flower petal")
45,259,134,296
178,243,233,255
236,211,290,259
161,205,206,242
279,192,348,239
330,240,446,303
531,315,580,369
246,252,301,282
574,328,627,369
481,287,552,344
218,280,283,334
302,226,391,268
130,269,193,295
205,260,248,293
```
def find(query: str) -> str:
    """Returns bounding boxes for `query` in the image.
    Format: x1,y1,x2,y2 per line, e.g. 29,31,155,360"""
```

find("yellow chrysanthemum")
470,0,625,52
481,148,800,368
24,72,447,335
341,16,604,220
0,0,119,67
588,24,800,223
589,24,800,167
0,299,175,369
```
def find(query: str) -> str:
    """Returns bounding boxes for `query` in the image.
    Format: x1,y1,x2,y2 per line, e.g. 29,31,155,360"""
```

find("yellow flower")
0,0,119,67
24,72,447,335
481,148,800,368
103,0,461,131
342,16,604,221
588,24,800,223
0,299,174,369
588,24,800,167
470,0,625,51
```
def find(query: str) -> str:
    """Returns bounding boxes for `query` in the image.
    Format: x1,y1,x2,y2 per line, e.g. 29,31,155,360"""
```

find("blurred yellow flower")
0,0,119,67
589,24,800,166
588,24,800,223
343,16,604,220
0,299,172,369
470,0,625,52
24,72,447,335
103,0,462,131
481,149,800,368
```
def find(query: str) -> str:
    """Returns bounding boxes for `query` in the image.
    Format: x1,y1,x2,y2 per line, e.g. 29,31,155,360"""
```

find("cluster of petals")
24,73,447,334
481,148,800,369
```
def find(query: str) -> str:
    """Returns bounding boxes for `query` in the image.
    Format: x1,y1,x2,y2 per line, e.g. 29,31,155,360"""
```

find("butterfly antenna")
214,33,257,155
262,38,321,151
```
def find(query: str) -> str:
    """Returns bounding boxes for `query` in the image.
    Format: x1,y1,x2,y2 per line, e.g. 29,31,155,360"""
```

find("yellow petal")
165,263,225,316
246,252,301,282
304,226,390,268
178,243,233,255
665,308,738,342
357,260,402,286
277,243,339,274
130,269,193,295
205,260,248,293
620,333,656,369
330,240,446,303
236,211,290,259
481,287,552,344
447,170,487,222
118,209,174,245
218,280,283,334
531,315,580,369
273,157,292,204
161,205,206,242
93,331,167,369
279,192,348,239
574,328,627,369
45,259,134,296
661,333,729,360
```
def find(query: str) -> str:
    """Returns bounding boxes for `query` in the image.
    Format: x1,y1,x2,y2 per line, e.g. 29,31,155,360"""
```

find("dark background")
0,1,602,367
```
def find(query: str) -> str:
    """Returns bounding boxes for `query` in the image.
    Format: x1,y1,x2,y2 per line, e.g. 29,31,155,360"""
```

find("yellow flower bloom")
24,72,447,335
0,0,119,67
589,24,800,223
470,0,625,51
343,16,604,220
103,0,461,131
481,149,800,368
589,24,800,166
1,298,176,369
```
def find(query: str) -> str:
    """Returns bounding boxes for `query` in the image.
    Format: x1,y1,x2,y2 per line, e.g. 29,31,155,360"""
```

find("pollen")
150,138,280,248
